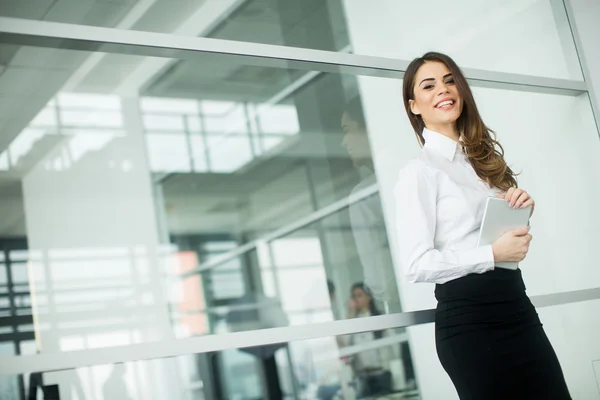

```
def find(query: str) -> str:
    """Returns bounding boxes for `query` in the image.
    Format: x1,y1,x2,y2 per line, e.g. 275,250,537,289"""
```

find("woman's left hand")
499,188,535,215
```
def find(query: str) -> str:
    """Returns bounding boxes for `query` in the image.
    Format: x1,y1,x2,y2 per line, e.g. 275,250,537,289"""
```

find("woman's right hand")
492,226,533,263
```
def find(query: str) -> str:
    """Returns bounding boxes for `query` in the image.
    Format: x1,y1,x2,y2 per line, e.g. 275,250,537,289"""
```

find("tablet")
477,197,531,270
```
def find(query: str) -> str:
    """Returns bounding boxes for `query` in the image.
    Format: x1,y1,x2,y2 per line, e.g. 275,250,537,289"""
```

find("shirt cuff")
476,244,495,272
461,245,495,273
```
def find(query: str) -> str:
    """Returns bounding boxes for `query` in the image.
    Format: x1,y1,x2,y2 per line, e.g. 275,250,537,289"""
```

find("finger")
509,189,524,207
512,226,531,236
520,198,534,209
505,187,515,204
520,233,533,242
496,192,506,199
513,191,530,209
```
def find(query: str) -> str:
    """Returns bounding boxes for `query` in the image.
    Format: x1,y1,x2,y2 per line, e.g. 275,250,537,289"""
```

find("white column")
22,96,181,399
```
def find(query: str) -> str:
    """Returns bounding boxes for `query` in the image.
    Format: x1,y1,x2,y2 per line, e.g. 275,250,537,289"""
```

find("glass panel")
342,0,583,79
0,42,402,356
13,327,419,400
0,0,582,79
0,39,596,400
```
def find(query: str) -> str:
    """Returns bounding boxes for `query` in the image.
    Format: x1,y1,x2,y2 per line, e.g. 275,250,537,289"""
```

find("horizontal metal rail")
0,287,598,375
0,18,588,95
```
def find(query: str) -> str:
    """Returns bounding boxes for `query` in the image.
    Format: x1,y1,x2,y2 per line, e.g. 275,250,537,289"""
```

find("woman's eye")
446,79,455,85
424,84,434,90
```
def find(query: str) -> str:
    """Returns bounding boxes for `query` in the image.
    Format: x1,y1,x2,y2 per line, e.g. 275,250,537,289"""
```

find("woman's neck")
426,123,460,142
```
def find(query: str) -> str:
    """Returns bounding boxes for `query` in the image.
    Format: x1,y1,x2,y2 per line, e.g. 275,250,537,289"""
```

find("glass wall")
0,0,582,79
0,1,598,400
0,46,405,332
0,41,418,398
11,325,417,400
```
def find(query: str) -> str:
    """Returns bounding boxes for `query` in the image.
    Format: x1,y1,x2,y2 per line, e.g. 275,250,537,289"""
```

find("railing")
1,286,599,375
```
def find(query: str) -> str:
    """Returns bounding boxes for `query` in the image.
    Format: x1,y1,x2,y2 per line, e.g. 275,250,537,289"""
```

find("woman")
342,283,394,397
396,52,570,399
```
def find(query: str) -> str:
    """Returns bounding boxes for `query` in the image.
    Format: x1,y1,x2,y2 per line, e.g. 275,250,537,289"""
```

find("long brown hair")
402,52,517,191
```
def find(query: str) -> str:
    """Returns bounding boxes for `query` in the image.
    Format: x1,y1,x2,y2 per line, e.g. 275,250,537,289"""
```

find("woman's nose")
438,83,450,95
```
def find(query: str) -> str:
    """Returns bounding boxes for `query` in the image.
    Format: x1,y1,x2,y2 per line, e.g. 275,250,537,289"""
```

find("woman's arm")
394,164,495,284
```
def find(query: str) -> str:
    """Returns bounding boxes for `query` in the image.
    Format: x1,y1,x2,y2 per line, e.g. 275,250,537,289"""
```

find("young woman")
396,52,571,399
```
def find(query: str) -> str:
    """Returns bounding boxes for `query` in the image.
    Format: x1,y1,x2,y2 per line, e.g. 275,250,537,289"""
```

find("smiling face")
408,61,463,135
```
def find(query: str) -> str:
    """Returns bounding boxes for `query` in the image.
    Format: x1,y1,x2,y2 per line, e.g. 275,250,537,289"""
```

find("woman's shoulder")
397,157,435,180
393,156,440,195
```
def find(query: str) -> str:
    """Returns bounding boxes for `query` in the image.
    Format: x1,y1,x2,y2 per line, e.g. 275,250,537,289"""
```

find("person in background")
341,282,395,397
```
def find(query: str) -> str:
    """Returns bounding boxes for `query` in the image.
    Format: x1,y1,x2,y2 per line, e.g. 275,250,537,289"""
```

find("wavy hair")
402,52,517,191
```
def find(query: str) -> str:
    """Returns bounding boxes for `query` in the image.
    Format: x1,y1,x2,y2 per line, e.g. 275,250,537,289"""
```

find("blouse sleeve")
394,163,495,284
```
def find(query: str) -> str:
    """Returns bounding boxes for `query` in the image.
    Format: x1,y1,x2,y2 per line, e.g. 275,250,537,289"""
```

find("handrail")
1,287,598,375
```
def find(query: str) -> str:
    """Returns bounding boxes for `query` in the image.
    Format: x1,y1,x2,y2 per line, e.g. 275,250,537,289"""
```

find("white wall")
343,0,580,79
343,1,600,398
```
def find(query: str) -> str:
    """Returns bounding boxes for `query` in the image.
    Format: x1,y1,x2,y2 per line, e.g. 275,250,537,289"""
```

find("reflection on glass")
0,42,410,361
13,327,419,400
0,0,581,79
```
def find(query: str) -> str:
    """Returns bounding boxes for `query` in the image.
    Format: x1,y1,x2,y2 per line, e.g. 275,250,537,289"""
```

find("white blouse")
394,128,500,284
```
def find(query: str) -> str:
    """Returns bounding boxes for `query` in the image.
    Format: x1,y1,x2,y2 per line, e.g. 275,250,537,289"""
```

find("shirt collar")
422,128,461,162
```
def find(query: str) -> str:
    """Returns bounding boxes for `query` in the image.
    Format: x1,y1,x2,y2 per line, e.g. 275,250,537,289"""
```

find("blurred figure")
102,364,132,400
341,97,394,307
341,98,416,391
342,283,393,397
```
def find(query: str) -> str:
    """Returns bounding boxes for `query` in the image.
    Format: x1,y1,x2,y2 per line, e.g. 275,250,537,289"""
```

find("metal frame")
0,17,588,96
562,0,600,134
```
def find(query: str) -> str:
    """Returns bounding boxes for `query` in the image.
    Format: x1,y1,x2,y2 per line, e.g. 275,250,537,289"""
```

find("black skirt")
435,268,571,400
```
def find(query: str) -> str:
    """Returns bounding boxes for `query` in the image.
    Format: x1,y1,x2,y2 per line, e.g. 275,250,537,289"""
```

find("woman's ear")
409,99,420,115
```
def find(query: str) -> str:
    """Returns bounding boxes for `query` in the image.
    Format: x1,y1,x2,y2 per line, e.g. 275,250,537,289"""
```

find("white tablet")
477,197,531,270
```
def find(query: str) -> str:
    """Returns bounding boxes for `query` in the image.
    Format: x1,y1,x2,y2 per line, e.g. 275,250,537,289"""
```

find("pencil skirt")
434,268,571,400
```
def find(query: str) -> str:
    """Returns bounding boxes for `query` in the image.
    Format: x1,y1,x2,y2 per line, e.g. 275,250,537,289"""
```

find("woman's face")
409,61,463,133
341,112,372,168
352,288,370,311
